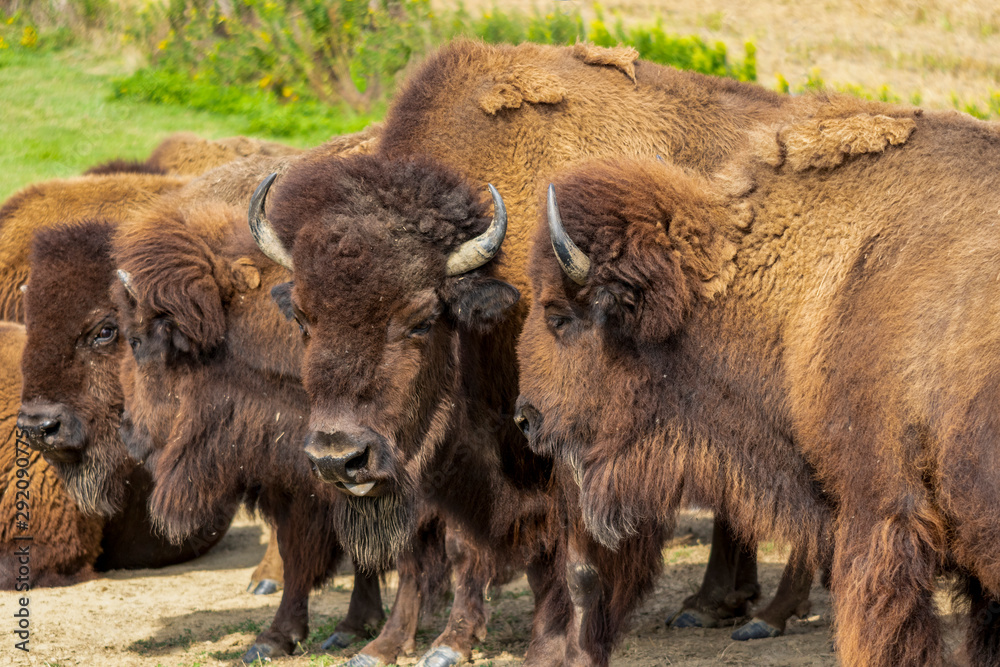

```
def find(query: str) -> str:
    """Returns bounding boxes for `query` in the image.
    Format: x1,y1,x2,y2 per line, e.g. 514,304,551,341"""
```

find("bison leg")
560,517,667,667
321,567,384,649
247,523,283,595
731,539,814,640
671,514,760,629
521,546,572,666
832,509,942,667
413,526,491,667
242,501,383,664
340,513,451,666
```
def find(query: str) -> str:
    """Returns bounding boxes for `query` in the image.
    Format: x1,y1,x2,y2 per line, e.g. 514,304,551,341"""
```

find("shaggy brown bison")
514,94,1000,666
11,124,384,590
248,38,823,662
0,322,105,588
16,221,234,568
112,197,403,662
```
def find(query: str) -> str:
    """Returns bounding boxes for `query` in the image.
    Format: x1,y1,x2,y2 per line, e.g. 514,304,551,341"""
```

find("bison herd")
3,38,1000,667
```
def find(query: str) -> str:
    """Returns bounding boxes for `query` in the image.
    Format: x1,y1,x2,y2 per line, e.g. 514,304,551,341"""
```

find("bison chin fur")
333,490,415,574
48,428,131,517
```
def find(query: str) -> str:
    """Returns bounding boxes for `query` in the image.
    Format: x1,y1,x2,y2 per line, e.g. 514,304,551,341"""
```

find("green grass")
0,46,354,203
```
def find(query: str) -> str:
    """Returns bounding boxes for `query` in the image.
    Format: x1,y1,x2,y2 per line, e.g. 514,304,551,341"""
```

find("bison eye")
93,325,118,346
129,337,140,352
547,314,572,331
408,318,434,337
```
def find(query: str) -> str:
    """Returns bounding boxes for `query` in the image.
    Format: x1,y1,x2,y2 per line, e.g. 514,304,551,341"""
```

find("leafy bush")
111,0,758,137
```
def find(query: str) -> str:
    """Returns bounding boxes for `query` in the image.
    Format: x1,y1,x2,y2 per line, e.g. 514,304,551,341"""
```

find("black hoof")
248,579,280,596
321,631,355,650
670,610,716,629
343,653,382,667
242,643,275,664
731,618,782,641
415,645,463,667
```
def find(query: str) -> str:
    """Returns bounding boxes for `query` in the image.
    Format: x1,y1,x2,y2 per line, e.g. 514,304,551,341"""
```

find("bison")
514,93,1000,666
247,38,824,662
11,125,382,589
111,196,414,662
0,321,105,588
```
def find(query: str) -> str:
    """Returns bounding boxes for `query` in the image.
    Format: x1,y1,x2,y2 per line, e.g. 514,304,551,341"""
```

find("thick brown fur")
258,151,582,664
518,102,1000,666
144,132,303,176
0,173,189,322
257,39,884,662
112,198,398,659
0,322,105,588
19,221,231,570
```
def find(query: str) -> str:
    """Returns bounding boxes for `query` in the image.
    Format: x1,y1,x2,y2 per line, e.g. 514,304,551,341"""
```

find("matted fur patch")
779,113,916,172
477,64,567,114
571,43,639,82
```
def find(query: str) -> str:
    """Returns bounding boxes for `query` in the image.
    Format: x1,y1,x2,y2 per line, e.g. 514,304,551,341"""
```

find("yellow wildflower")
20,25,37,48
259,75,272,89
281,86,292,98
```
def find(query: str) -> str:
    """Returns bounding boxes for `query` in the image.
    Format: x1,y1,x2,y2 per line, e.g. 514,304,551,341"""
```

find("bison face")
111,201,292,543
254,155,519,565
18,221,133,516
515,159,740,547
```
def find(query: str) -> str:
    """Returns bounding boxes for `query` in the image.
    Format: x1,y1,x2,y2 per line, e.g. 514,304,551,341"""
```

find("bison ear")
443,275,520,333
230,258,261,292
270,282,295,321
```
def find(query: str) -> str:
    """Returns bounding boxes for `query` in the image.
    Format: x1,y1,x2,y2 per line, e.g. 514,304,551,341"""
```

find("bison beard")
333,491,415,573
42,418,127,518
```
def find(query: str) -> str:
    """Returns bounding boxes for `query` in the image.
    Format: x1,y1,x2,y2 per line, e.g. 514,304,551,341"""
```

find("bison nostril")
38,418,60,436
344,447,369,476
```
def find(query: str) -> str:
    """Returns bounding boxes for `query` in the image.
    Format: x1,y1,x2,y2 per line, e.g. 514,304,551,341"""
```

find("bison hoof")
242,643,276,664
343,653,383,667
321,631,356,650
415,645,462,667
731,618,782,641
669,609,717,629
248,579,281,596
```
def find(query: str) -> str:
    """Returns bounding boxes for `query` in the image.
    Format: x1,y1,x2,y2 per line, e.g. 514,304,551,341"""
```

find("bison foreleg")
412,525,491,667
731,538,815,640
340,513,451,667
671,514,760,629
832,510,942,667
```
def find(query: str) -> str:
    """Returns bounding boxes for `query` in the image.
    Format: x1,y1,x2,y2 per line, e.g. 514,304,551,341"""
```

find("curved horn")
248,173,293,271
546,184,591,285
117,269,139,300
445,184,508,276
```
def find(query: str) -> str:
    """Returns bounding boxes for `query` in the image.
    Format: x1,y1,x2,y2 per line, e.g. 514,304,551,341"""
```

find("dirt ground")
2,510,842,667
0,510,969,667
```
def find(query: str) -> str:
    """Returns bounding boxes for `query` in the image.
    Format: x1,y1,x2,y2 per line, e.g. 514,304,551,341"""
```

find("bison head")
18,221,133,515
514,158,741,547
250,154,520,566
111,200,294,543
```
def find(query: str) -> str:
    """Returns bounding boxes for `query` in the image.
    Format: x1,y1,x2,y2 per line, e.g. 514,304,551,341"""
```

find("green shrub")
110,1,758,136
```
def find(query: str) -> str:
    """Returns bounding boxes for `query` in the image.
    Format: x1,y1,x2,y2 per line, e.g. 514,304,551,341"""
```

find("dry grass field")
3,1,998,665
